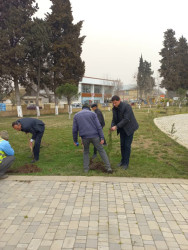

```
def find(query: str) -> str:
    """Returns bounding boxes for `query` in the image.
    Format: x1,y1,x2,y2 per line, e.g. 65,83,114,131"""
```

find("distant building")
117,84,138,102
78,76,117,104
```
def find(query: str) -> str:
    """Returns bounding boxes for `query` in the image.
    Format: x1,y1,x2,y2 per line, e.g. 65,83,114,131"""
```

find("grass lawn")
0,106,188,178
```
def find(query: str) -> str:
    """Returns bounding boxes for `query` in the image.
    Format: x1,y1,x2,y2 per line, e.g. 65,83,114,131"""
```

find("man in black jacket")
91,103,106,159
12,118,45,163
111,95,139,169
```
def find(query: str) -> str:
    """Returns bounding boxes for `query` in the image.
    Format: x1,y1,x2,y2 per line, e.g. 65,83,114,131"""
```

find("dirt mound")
89,159,106,172
8,164,41,174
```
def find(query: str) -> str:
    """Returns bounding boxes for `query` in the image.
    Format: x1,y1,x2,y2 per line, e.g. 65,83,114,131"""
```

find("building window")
104,86,112,94
82,84,91,93
25,101,28,104
94,85,102,94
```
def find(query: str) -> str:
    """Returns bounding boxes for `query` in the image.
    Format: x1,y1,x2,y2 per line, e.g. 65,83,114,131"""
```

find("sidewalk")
0,176,188,250
154,113,188,149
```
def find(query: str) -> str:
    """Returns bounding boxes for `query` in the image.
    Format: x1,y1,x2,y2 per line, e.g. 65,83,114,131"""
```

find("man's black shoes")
31,159,38,164
117,162,123,167
106,168,113,174
122,164,128,170
117,162,129,170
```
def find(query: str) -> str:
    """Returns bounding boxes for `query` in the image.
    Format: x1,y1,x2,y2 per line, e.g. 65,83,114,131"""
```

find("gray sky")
35,0,188,85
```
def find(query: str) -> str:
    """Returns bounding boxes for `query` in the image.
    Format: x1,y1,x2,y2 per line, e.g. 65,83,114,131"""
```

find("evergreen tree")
159,29,178,91
46,0,85,115
176,36,188,90
24,18,50,116
0,0,38,117
137,55,145,99
137,55,155,99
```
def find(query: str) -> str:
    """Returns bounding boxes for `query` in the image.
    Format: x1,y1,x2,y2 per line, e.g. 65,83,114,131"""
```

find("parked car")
72,103,82,108
27,104,42,110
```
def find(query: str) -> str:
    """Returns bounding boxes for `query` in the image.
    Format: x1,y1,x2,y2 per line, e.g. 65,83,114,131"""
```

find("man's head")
0,130,9,141
12,121,22,131
82,104,91,111
111,95,121,107
91,103,97,111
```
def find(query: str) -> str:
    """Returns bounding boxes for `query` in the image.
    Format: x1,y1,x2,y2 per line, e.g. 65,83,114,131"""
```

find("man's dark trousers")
33,130,44,161
120,130,134,166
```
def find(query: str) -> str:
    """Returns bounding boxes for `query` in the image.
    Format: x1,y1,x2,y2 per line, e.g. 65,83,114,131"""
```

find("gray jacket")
72,109,104,142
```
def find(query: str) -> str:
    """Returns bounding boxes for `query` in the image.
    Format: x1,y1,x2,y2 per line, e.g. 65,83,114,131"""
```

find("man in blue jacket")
111,95,139,170
12,118,45,163
73,104,112,173
0,131,15,179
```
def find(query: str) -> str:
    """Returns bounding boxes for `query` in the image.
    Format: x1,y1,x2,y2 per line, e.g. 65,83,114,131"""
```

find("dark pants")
0,156,15,176
94,137,107,155
120,130,134,166
33,129,44,161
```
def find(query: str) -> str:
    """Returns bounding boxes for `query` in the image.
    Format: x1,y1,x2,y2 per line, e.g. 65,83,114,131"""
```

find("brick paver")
0,176,188,249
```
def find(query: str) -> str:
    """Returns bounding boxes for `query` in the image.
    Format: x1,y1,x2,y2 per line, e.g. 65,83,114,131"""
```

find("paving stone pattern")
0,176,188,250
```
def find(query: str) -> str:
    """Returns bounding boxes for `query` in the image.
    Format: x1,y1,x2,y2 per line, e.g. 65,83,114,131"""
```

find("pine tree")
137,56,155,99
46,0,85,115
159,29,178,91
0,0,38,117
137,55,145,99
176,36,188,90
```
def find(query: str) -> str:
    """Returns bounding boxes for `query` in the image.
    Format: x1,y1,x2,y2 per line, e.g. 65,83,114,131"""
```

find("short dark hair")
111,95,120,101
82,104,91,110
91,103,97,108
12,121,20,127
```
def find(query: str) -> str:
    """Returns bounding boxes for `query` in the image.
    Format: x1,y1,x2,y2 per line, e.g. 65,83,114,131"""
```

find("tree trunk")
54,94,59,115
44,84,52,103
68,98,72,119
36,58,41,117
14,77,23,117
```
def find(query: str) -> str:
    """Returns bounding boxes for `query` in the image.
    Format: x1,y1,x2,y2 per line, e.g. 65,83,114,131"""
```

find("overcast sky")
35,0,188,85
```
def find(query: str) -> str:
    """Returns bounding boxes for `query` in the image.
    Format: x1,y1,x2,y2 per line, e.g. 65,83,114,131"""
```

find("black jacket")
17,118,45,140
111,102,139,136
95,108,105,128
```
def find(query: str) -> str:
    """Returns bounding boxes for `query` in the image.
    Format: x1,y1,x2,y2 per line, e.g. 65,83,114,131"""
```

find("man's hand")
100,139,104,145
111,126,117,131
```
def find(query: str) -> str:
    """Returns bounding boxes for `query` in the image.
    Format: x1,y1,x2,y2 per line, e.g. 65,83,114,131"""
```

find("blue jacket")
0,138,14,156
72,109,104,142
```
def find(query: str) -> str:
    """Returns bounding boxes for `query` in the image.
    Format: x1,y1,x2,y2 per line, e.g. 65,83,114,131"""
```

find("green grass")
0,106,188,178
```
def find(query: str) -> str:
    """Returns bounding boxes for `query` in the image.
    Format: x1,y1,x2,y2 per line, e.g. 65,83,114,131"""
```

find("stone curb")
4,175,188,184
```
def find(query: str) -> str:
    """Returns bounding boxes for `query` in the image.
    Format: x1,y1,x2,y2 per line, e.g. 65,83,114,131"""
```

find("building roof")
80,76,116,87
120,84,137,91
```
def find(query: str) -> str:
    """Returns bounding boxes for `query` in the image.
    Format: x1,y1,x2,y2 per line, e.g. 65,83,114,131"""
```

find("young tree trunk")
54,94,59,115
68,98,72,119
14,77,23,117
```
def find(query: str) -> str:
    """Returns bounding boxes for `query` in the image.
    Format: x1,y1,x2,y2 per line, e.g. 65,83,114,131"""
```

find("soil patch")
89,159,110,173
7,164,41,174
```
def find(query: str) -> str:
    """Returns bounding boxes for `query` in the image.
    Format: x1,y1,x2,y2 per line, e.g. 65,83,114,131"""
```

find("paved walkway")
0,176,188,250
154,114,188,149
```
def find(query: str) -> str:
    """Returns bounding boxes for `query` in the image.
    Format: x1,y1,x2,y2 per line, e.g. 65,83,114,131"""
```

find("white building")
77,76,116,104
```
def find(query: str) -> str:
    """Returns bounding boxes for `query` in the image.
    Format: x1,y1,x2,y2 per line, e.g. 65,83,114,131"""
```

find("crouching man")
72,104,112,173
0,131,15,179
